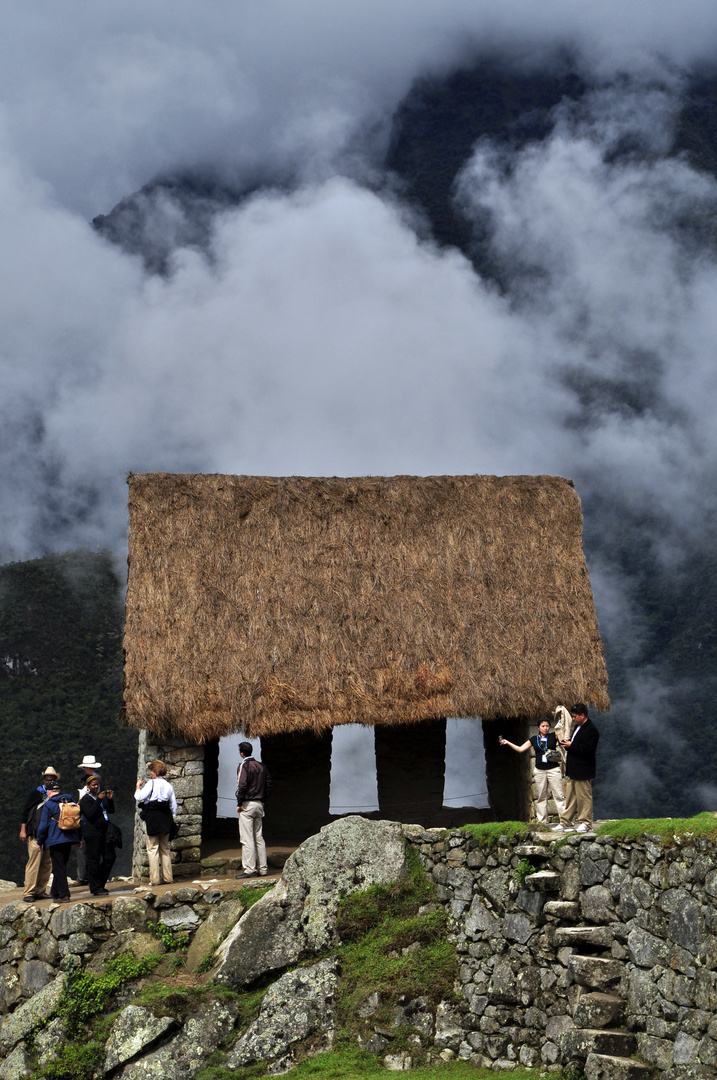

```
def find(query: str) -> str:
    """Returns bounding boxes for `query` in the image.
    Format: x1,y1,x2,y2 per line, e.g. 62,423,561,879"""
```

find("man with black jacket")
553,703,600,833
235,741,271,879
19,766,58,902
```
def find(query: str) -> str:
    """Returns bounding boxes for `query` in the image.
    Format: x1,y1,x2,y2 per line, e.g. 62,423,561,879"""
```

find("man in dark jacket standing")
235,741,271,879
553,703,600,833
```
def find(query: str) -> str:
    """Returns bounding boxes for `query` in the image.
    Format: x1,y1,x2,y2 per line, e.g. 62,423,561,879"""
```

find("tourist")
499,720,566,824
235,741,271,879
553,703,600,833
19,766,58,902
71,754,103,887
135,760,177,886
79,773,115,896
35,779,81,903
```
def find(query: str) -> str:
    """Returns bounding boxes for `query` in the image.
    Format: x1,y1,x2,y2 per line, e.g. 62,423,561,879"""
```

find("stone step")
574,992,626,1029
561,1028,636,1060
556,926,614,949
544,900,579,921
568,955,626,990
524,870,561,891
514,844,551,858
585,1052,656,1079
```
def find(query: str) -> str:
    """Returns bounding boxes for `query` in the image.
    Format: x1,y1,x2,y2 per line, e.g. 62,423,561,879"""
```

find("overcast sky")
3,2,717,808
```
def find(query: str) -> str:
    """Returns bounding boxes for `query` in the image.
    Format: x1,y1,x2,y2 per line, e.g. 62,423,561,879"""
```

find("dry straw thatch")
124,473,609,743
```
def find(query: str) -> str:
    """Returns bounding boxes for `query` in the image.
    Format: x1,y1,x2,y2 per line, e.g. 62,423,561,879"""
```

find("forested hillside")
0,550,136,884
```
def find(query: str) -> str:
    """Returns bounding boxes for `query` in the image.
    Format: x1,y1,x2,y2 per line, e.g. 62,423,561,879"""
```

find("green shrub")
514,858,537,886
151,921,191,952
58,953,160,1035
33,1040,104,1080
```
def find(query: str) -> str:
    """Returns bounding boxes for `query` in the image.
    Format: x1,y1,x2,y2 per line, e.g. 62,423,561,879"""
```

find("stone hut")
123,473,609,877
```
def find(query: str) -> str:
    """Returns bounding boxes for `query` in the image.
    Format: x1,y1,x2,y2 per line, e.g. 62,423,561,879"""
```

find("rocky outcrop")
118,998,238,1079
0,819,716,1079
103,1006,176,1074
226,957,340,1071
213,815,408,987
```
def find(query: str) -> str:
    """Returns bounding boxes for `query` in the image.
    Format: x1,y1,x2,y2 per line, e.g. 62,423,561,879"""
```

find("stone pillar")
132,730,205,881
374,718,447,826
481,717,532,822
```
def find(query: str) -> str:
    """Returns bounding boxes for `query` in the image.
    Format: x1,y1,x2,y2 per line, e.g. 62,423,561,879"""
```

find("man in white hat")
19,766,59,902
70,754,102,887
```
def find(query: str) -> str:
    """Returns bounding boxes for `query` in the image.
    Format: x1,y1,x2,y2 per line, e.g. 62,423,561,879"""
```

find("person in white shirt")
134,759,178,885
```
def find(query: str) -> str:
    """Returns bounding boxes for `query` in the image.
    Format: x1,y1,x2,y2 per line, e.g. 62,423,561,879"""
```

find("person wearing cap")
19,766,58,902
71,754,102,887
553,703,600,833
35,779,81,903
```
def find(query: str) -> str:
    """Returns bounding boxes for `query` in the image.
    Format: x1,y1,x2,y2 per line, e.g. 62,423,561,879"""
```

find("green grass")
232,884,275,908
135,981,262,1027
459,821,528,845
196,1047,549,1079
595,812,717,842
332,846,459,1057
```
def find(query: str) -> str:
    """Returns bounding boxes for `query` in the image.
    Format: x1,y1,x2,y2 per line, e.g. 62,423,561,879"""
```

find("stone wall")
132,731,205,880
2,819,716,1079
0,884,244,1017
405,825,717,1079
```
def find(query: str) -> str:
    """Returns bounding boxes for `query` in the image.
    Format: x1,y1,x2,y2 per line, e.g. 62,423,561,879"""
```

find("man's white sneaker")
574,822,591,833
551,824,570,832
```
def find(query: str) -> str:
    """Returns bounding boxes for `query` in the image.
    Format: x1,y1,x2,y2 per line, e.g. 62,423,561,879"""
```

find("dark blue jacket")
36,794,81,847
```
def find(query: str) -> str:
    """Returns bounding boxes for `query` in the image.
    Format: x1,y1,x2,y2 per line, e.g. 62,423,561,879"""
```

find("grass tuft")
458,821,528,845
596,812,717,842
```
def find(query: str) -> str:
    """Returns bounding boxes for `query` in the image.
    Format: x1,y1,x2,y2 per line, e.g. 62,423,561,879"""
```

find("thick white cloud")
4,2,717,814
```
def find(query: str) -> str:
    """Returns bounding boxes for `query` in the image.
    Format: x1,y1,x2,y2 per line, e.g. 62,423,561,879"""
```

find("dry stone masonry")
0,816,716,1078
132,730,205,879
406,824,717,1079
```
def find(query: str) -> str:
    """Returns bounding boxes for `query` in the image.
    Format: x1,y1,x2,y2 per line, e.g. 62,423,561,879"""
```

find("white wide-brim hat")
42,765,60,779
78,754,102,769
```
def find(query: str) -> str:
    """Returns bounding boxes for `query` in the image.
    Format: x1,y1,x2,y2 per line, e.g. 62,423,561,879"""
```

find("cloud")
4,2,717,214
4,2,717,798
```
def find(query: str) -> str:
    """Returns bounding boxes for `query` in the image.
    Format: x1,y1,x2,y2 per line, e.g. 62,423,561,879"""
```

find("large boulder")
104,1005,176,1074
213,816,408,988
118,999,237,1080
225,957,339,1069
0,974,65,1055
185,898,245,972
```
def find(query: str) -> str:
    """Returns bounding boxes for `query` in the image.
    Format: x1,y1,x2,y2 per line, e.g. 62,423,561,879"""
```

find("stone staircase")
547,913,656,1079
516,856,657,1080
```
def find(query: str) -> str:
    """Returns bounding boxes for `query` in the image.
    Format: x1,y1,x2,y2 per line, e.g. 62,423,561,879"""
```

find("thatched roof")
124,474,609,743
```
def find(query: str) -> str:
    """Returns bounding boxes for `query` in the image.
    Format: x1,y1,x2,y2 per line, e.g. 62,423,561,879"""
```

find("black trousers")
84,830,112,893
49,843,73,899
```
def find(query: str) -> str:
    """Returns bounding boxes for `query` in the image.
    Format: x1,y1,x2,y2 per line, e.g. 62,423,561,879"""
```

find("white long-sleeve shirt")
134,776,177,817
